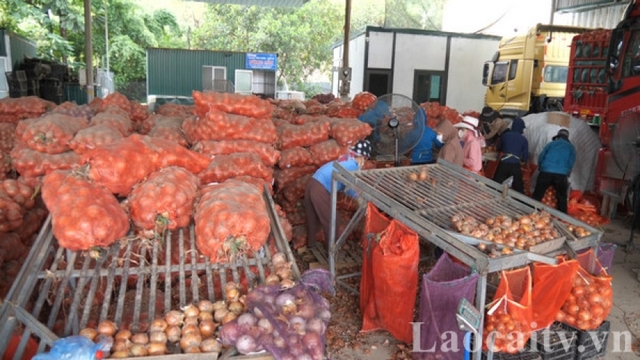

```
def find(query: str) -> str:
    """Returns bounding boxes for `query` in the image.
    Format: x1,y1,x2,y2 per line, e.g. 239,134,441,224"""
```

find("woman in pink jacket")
454,116,484,174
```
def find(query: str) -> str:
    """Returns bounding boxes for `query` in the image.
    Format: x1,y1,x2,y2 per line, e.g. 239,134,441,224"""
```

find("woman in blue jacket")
532,129,576,213
493,117,529,193
304,140,371,250
411,122,443,165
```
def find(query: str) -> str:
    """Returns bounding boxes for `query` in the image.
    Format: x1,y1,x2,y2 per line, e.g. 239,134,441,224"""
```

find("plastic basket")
531,322,577,360
559,320,610,360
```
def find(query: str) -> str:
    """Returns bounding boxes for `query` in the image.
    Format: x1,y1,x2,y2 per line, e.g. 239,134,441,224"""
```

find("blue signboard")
246,53,277,71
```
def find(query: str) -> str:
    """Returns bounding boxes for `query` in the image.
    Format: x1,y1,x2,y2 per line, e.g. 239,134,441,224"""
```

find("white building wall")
392,33,447,97
447,37,501,112
332,33,367,99
367,31,393,69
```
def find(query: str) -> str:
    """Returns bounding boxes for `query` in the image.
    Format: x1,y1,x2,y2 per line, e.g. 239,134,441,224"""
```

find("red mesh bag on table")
83,134,210,196
193,139,280,167
557,250,613,331
531,259,580,330
128,166,200,232
309,139,349,165
275,120,331,149
41,169,130,251
69,124,124,155
17,114,89,154
194,179,270,262
90,110,133,136
10,145,81,177
193,90,273,119
273,165,317,190
182,109,277,144
415,253,479,359
329,118,373,146
360,203,419,343
278,146,314,169
198,153,273,184
483,267,533,354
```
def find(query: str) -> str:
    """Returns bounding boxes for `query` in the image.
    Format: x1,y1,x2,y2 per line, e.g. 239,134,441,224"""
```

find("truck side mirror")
482,62,493,86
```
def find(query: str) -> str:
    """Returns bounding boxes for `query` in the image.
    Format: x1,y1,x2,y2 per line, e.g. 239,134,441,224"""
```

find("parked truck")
563,0,640,205
482,24,590,118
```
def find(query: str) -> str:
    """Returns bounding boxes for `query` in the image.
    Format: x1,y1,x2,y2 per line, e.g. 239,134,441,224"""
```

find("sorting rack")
328,160,602,360
0,189,297,360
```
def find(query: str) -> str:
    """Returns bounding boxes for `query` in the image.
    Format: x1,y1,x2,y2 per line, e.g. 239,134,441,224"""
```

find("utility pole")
339,0,352,101
85,0,94,102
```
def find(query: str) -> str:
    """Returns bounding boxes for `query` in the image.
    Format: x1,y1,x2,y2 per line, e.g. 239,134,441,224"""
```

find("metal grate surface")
0,190,298,359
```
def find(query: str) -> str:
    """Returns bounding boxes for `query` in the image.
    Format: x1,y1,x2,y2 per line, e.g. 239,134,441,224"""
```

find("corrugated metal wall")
0,30,37,69
147,48,248,97
554,3,629,29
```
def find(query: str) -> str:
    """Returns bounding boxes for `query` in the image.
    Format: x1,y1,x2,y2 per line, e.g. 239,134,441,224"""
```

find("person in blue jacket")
532,129,576,213
411,122,443,165
304,139,371,250
493,117,529,193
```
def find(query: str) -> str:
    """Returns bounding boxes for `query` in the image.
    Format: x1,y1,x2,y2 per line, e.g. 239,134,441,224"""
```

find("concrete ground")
329,215,640,359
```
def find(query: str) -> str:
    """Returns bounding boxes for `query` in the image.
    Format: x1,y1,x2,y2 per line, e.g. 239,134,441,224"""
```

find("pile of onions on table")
220,282,331,360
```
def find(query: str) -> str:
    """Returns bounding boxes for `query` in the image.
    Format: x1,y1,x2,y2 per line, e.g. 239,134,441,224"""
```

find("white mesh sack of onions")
219,269,334,360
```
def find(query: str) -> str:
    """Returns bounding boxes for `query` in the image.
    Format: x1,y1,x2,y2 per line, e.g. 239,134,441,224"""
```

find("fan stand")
388,116,400,167
626,173,640,253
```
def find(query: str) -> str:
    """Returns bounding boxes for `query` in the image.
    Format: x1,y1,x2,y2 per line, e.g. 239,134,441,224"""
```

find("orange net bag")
309,139,350,166
275,120,331,149
360,203,419,343
273,165,317,190
193,91,273,119
328,118,373,146
278,147,314,169
17,114,89,154
531,259,580,330
556,250,613,330
69,124,125,155
193,140,280,167
183,110,277,144
10,145,81,178
198,152,273,184
483,267,533,354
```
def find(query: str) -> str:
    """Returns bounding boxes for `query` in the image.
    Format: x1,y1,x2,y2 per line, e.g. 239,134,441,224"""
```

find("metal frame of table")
327,159,602,360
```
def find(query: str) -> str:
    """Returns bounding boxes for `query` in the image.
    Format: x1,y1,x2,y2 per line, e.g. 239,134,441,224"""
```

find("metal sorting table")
328,160,603,360
0,189,297,360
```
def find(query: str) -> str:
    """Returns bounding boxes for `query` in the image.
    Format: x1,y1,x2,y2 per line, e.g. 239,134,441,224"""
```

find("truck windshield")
491,62,509,84
622,29,640,77
543,65,568,83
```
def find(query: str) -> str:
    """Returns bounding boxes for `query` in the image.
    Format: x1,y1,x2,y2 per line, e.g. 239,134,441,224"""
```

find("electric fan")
610,111,640,251
360,94,425,166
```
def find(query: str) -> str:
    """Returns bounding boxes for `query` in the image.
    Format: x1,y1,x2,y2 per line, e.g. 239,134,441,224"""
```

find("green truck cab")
482,24,590,118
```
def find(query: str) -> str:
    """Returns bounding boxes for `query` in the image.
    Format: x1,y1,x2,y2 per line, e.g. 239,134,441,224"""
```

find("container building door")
365,70,392,97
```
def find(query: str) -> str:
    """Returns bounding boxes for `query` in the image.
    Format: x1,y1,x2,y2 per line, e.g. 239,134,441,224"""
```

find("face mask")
458,129,466,139
436,134,444,143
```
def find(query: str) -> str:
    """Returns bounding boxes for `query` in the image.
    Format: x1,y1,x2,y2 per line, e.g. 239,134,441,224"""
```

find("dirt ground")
296,215,640,360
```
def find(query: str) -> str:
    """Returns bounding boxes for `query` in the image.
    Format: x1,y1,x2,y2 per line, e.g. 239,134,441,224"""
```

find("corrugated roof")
187,0,308,7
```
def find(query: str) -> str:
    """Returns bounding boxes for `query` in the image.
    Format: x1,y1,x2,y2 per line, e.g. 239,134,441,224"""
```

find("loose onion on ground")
201,338,223,353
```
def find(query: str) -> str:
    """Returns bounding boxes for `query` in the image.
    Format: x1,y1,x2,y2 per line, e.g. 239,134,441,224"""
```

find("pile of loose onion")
220,283,331,360
451,211,560,250
541,188,558,208
483,309,528,354
565,223,592,238
407,166,430,182
555,271,612,331
264,252,295,288
79,300,224,357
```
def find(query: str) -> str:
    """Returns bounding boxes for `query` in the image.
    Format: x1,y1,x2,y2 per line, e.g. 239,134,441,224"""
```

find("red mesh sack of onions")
69,124,125,155
278,147,314,169
0,96,53,117
128,166,200,233
90,109,133,136
144,115,187,146
193,140,280,167
98,92,132,115
17,114,89,154
219,269,333,360
275,120,331,150
50,102,96,120
156,103,194,118
309,139,349,166
0,196,24,233
198,153,273,185
0,179,36,211
273,165,317,190
193,91,273,119
10,145,81,178
41,169,130,251
283,174,311,203
83,134,211,196
231,175,273,195
129,100,150,122
328,118,373,146
194,179,271,262
183,109,277,144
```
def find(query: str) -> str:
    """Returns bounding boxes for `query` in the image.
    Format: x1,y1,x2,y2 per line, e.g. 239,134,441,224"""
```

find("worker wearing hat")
532,129,576,213
303,139,371,251
479,106,509,145
454,116,484,174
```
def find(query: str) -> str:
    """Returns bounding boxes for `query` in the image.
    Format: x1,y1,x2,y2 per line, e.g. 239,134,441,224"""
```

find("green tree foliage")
382,0,445,30
190,0,343,88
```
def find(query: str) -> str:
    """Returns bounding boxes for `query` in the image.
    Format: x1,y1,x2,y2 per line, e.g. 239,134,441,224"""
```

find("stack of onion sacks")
220,272,331,360
451,211,560,250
